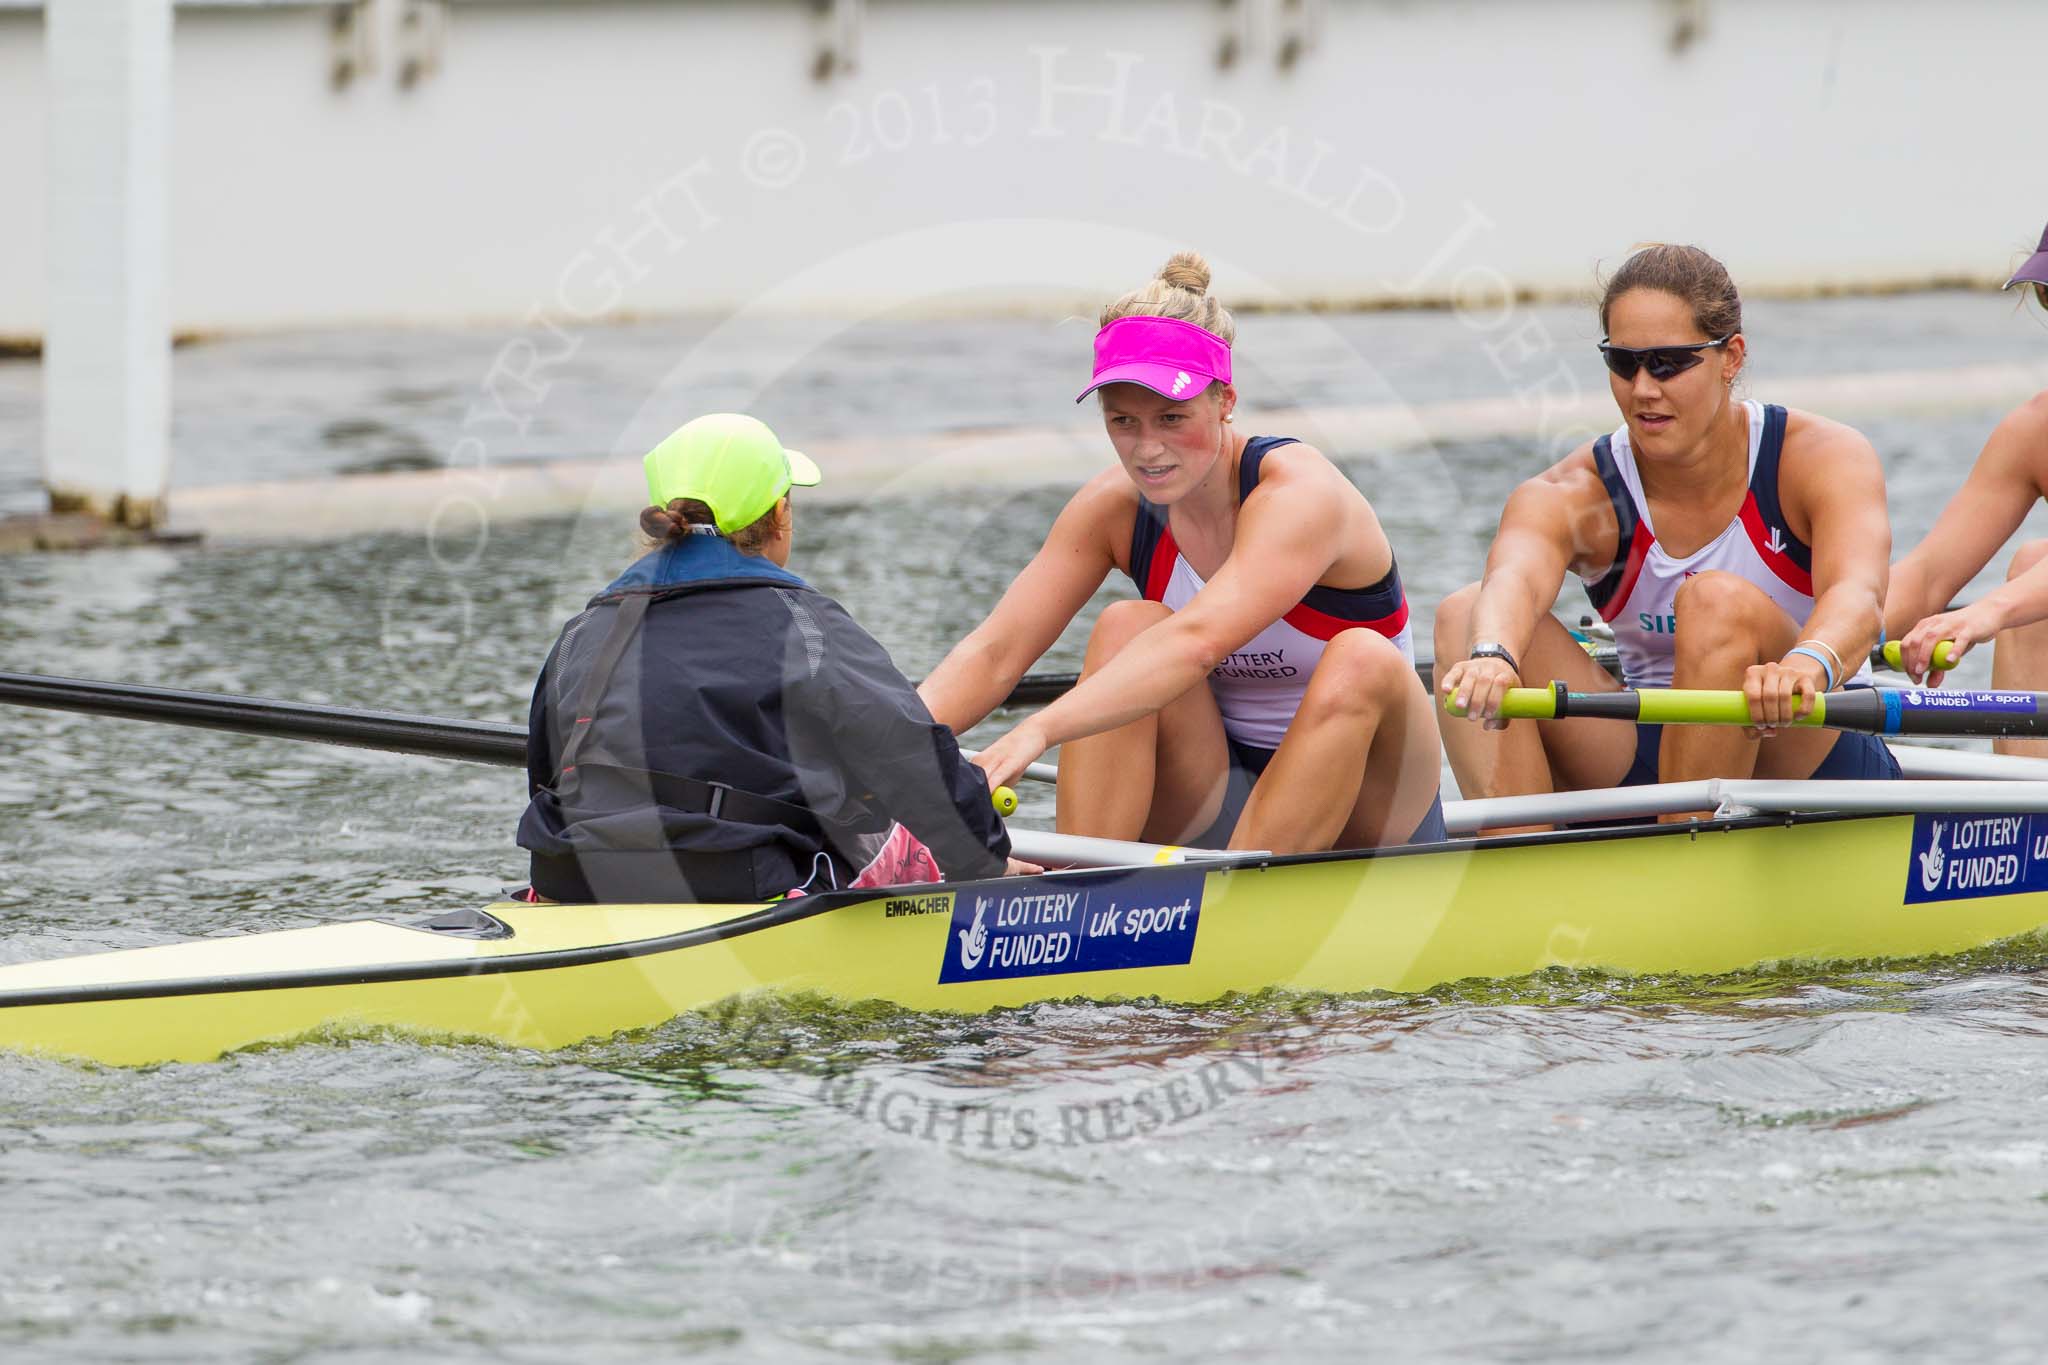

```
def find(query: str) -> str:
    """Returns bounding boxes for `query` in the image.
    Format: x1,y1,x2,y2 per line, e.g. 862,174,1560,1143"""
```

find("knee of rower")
1432,582,1482,660
1303,629,1412,716
1673,570,1771,649
1085,599,1172,659
2010,539,2048,580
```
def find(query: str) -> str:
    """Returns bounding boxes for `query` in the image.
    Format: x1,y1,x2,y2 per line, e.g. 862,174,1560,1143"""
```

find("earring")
1223,413,1235,424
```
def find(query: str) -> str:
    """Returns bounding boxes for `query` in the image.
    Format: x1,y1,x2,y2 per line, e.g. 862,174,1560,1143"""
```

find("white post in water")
42,0,172,529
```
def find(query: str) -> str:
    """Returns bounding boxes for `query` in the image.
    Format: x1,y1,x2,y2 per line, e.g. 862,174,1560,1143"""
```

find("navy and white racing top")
1125,435,1414,750
1581,400,1868,688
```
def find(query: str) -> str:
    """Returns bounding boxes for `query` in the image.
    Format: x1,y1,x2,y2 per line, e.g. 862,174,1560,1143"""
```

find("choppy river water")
5,295,2048,1360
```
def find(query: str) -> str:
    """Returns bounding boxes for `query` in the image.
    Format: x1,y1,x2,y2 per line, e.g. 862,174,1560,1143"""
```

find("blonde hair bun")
1156,251,1212,295
1100,249,1236,345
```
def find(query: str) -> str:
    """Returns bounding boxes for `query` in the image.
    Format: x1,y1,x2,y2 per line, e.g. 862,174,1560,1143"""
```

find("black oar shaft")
0,672,529,767
0,640,1960,771
0,668,1085,770
1525,683,2048,737
1847,689,2048,737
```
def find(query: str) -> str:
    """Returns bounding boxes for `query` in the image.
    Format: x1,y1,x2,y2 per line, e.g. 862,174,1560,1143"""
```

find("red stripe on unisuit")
1738,492,1814,596
1144,526,1179,602
1282,596,1410,642
1599,521,1656,623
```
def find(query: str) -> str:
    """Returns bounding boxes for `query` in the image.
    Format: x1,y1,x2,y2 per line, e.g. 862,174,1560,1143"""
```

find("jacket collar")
596,532,808,601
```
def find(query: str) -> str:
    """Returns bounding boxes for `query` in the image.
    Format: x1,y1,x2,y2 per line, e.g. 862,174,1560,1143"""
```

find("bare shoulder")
1247,438,1352,495
2001,388,2048,451
1780,407,1881,471
2012,386,2048,425
1060,466,1142,532
1519,441,1609,506
1500,441,1620,571
1045,466,1143,576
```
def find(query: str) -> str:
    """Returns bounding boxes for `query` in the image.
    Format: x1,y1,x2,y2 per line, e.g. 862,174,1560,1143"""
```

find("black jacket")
517,534,1010,901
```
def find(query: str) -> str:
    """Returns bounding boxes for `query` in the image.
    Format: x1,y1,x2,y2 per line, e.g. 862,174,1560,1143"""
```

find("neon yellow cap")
642,413,823,533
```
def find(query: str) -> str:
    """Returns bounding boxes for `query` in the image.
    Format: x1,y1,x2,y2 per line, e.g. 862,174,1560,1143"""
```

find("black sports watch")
1469,642,1520,675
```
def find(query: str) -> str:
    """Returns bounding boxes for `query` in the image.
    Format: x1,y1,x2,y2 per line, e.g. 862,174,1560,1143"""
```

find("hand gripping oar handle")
1879,640,1959,673
1494,681,2048,737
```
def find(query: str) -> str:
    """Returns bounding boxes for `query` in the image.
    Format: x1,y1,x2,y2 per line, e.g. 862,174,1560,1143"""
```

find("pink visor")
1075,315,1232,404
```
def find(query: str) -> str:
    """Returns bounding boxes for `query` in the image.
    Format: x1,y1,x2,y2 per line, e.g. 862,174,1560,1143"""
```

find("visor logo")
1170,371,1192,396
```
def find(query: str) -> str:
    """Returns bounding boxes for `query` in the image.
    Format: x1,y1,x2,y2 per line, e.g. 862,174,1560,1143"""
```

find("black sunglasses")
1597,334,1732,382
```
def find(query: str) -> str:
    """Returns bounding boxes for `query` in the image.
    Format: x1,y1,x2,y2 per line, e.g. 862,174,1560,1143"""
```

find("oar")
0,670,1067,786
1489,681,2048,738
0,670,529,765
0,633,1949,784
961,751,1059,786
868,634,1933,712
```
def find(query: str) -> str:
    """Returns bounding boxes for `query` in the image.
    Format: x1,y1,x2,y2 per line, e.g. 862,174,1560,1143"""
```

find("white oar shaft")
1888,744,2048,781
962,750,1059,786
997,742,2048,833
1005,827,1266,870
1441,783,1719,834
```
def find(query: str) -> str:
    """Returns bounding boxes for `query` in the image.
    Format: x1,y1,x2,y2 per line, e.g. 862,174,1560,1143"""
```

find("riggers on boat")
9,794,2048,1067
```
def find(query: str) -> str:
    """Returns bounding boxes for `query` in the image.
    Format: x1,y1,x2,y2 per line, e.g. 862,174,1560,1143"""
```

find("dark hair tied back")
1599,243,1743,341
637,497,783,555
639,499,713,542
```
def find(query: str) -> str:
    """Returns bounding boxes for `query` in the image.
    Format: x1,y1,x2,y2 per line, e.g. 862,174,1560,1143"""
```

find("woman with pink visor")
920,253,1445,852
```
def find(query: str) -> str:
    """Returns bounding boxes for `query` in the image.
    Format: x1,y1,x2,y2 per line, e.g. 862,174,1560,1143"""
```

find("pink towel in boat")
787,822,941,897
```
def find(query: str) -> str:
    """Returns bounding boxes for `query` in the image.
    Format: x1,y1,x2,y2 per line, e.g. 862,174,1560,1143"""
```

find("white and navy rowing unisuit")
1126,435,1415,750
1581,400,1871,689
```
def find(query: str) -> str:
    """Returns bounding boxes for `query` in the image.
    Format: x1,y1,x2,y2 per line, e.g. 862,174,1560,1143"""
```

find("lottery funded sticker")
1905,812,2048,903
1897,690,2041,712
938,867,1205,984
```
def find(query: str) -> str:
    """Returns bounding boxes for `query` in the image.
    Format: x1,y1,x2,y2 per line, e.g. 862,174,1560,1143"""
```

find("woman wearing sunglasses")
1886,227,2048,756
920,252,1445,853
1435,242,1897,805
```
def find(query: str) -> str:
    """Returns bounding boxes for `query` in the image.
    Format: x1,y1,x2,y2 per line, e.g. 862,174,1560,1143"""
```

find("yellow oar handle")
1880,640,1958,672
992,785,1018,817
1492,684,1829,727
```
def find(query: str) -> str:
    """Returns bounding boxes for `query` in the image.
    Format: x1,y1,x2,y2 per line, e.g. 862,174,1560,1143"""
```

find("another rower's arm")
1440,460,1602,724
1888,394,2048,680
917,473,1125,734
1776,419,1889,712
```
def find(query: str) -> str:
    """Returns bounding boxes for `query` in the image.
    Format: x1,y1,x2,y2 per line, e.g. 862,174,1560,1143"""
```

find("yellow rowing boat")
5,807,2047,1065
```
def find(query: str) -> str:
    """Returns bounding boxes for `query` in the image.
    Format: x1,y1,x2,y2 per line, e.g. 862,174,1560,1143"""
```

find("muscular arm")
1784,416,1890,680
917,471,1125,734
1438,448,1616,724
1887,393,2048,637
1465,458,1615,663
1018,448,1355,750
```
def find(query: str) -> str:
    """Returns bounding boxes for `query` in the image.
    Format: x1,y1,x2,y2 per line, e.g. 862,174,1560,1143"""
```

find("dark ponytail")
638,497,786,555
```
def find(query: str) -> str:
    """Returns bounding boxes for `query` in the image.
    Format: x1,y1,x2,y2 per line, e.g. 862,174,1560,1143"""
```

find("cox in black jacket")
517,533,1010,902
